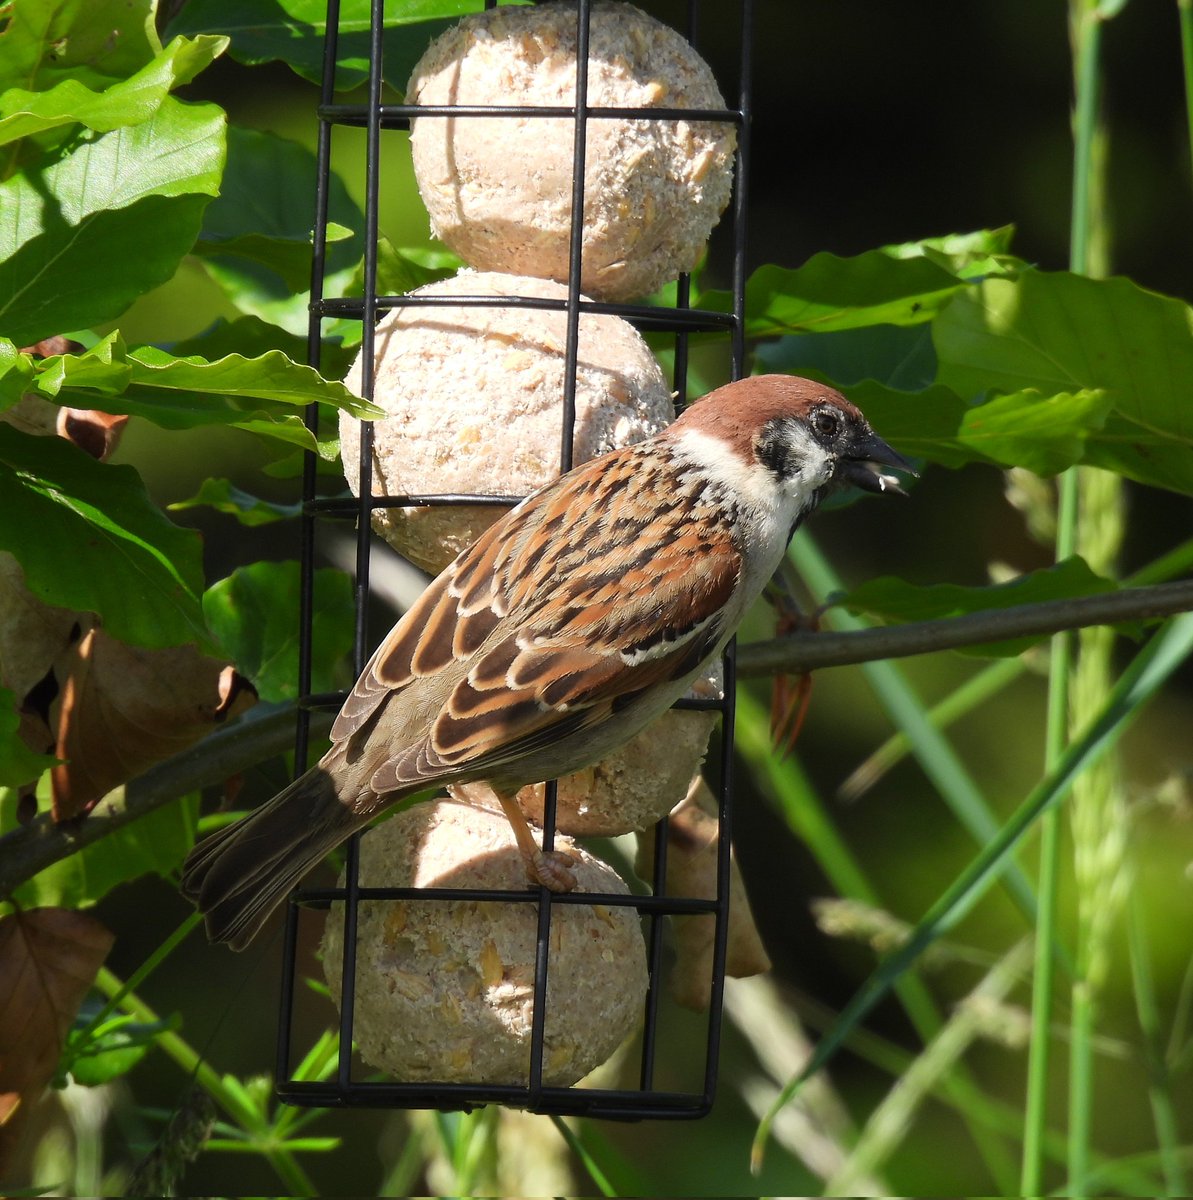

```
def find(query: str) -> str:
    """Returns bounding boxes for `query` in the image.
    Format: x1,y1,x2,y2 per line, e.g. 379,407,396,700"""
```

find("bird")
182,374,912,949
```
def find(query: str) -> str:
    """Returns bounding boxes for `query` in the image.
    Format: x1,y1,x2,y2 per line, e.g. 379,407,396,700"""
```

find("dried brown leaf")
19,337,85,360
0,908,113,1175
50,629,257,820
635,776,771,1010
55,407,129,461
7,339,126,461
0,552,79,705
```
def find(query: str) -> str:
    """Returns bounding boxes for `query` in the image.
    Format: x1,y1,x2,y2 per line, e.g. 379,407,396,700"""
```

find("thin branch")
736,579,1193,678
0,707,331,899
2,581,1190,897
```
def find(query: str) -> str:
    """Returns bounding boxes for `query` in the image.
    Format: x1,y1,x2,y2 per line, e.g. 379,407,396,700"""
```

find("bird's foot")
527,848,578,893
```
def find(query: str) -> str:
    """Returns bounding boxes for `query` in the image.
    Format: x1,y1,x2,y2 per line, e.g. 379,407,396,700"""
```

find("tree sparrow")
182,374,911,949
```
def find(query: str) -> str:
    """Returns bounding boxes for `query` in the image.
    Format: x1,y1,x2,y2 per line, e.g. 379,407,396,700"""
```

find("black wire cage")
276,0,755,1120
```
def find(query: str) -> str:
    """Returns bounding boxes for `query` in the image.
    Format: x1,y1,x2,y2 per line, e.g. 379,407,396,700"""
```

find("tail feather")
181,766,362,950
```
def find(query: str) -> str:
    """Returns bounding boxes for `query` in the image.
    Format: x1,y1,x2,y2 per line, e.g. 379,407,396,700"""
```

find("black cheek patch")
755,419,799,480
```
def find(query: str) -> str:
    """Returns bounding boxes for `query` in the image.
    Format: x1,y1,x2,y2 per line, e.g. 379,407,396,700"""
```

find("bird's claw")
527,848,579,893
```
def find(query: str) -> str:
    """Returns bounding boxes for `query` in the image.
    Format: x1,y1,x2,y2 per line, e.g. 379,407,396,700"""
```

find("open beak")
838,431,917,497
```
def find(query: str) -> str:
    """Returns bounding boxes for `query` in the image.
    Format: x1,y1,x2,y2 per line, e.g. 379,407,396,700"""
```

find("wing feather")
333,442,743,794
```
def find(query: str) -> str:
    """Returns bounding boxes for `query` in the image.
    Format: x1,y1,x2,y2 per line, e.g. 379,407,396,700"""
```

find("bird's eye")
814,409,840,438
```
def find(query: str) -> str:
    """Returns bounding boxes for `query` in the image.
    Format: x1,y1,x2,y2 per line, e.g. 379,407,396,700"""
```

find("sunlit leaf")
167,314,356,382
0,35,227,146
839,379,1115,475
166,0,530,90
0,0,160,93
0,339,37,411
0,95,225,346
25,331,380,453
699,232,1019,338
934,269,1193,495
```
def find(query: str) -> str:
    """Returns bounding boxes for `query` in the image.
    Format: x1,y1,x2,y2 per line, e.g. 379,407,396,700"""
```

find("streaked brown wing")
334,442,743,796
328,504,529,743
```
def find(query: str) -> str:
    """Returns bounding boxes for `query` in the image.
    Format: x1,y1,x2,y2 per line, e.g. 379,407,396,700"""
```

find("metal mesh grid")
275,0,754,1119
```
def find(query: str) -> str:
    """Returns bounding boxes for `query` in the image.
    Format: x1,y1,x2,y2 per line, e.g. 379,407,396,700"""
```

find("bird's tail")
181,765,362,951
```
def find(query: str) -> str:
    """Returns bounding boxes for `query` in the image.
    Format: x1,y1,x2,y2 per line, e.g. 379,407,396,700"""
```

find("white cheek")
673,427,776,510
777,423,834,496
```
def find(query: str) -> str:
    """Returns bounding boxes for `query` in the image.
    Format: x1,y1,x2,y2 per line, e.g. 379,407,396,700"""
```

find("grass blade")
752,612,1193,1170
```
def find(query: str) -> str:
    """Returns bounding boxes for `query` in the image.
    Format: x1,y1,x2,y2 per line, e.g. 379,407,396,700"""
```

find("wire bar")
277,0,753,1121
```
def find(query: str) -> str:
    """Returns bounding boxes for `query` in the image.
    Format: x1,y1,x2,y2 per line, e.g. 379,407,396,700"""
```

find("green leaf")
701,231,1019,338
195,126,363,329
836,557,1119,656
62,1003,178,1086
0,35,227,147
756,324,937,391
169,478,303,526
0,686,58,787
166,0,528,90
333,239,463,348
0,0,160,93
843,380,1115,475
349,235,459,298
167,314,356,381
0,424,208,647
0,785,201,909
883,226,1018,269
0,95,225,346
934,270,1193,495
194,222,352,293
843,557,1116,623
26,331,380,453
954,387,1114,475
0,338,37,409
203,563,354,702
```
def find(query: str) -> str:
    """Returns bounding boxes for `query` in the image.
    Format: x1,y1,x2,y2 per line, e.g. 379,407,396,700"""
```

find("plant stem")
734,580,1193,677
78,913,201,1042
837,655,1027,803
551,1117,617,1197
1180,0,1193,191
1064,5,1121,1193
737,686,1018,1191
789,536,1041,930
93,966,317,1196
753,611,1193,1170
827,940,1034,1194
1021,447,1080,1195
1128,882,1188,1194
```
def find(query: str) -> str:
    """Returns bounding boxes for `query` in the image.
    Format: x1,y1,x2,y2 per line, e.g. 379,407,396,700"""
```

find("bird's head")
670,374,914,524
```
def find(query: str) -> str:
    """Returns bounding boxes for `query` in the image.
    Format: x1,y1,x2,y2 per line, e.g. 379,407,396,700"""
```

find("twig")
0,707,331,898
735,579,1193,677
2,581,1190,896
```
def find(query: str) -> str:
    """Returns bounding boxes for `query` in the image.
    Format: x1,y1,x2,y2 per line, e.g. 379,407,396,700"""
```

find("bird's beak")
838,431,916,497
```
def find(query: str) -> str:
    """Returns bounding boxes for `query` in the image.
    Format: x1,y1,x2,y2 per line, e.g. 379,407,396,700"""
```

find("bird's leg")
494,791,578,893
